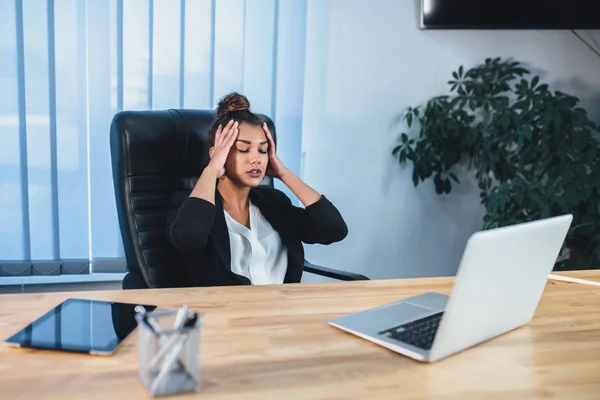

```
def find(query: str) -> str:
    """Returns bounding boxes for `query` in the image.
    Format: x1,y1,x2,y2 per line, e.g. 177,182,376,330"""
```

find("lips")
247,169,262,178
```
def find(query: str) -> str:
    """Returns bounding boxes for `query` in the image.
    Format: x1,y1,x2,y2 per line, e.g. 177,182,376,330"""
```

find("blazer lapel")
211,192,232,274
249,189,281,234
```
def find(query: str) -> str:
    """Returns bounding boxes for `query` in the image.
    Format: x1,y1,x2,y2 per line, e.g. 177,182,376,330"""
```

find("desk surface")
553,269,600,283
1,272,599,400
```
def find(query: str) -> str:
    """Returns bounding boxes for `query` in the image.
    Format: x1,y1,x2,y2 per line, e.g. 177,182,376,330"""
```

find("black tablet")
3,298,156,355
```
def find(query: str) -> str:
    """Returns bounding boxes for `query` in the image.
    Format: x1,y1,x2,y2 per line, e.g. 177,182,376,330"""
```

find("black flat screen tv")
421,0,600,29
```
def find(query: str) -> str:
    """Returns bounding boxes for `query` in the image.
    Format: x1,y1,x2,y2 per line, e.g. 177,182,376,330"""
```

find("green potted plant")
393,57,600,270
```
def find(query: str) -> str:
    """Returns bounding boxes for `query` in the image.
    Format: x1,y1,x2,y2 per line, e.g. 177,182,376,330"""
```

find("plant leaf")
514,99,529,111
444,178,452,193
399,150,407,163
522,125,533,140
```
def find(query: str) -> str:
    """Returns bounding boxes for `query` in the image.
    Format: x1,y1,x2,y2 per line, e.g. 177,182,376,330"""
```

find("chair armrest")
122,271,149,290
303,259,369,281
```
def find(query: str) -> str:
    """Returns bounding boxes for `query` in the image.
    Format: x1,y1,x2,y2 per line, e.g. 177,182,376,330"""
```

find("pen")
150,313,200,394
136,305,189,372
148,307,192,370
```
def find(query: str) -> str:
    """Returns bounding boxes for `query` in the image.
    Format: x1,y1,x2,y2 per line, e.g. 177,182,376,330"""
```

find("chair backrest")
109,109,276,288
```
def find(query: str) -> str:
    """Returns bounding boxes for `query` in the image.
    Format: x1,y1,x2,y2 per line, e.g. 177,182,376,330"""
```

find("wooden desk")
551,270,600,284
1,273,599,400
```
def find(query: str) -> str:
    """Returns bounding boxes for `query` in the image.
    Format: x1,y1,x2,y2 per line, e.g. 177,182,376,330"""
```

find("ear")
209,146,215,158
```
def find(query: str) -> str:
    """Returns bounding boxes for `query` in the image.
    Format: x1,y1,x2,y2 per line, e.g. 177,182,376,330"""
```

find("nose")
250,153,262,165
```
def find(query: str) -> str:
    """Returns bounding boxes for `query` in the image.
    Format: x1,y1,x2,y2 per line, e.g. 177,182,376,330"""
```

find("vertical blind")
0,0,307,276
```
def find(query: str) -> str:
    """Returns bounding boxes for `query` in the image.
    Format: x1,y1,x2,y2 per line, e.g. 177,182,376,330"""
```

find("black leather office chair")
109,109,368,289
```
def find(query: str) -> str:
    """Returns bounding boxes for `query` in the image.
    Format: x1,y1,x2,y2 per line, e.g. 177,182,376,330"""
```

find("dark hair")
208,92,264,147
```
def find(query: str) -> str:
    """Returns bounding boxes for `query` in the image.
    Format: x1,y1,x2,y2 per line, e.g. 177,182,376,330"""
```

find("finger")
220,119,235,139
220,125,236,151
263,122,274,144
262,122,271,136
225,122,238,144
216,120,233,147
263,122,275,153
223,120,237,138
226,126,239,148
214,124,223,146
219,120,236,148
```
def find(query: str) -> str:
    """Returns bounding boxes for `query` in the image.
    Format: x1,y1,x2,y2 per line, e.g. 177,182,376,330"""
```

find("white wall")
300,0,600,281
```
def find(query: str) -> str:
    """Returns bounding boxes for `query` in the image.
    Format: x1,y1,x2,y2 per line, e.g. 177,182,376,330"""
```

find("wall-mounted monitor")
421,0,600,29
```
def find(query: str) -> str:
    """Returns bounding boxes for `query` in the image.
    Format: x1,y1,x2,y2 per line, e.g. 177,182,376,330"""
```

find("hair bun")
215,92,251,117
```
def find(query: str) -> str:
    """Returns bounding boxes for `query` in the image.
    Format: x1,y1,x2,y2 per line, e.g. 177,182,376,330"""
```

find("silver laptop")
329,214,573,363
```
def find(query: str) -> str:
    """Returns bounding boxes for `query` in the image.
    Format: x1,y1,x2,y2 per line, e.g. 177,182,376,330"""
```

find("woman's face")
224,122,269,187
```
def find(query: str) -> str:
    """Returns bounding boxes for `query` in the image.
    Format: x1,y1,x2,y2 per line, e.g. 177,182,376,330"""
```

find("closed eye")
237,147,267,154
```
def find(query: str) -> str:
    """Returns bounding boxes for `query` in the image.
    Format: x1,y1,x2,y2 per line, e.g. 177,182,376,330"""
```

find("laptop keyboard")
379,312,444,350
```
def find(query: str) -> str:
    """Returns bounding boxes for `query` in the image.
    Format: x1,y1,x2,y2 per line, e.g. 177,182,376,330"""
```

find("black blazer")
166,186,348,287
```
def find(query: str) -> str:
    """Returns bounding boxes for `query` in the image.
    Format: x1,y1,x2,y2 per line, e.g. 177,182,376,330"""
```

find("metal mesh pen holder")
136,307,203,397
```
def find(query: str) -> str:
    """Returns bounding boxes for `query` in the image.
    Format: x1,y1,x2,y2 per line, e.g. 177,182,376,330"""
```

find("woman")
168,92,348,287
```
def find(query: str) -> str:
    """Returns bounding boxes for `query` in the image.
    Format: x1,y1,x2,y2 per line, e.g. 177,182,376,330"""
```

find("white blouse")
223,200,288,285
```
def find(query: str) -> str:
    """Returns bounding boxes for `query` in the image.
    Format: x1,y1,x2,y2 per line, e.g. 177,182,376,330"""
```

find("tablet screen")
4,298,156,355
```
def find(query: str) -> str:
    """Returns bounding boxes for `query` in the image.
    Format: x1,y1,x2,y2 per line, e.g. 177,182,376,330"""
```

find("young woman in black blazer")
167,92,348,287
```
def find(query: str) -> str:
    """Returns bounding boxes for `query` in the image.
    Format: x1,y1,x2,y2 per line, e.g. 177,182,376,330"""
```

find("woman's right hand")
209,120,238,178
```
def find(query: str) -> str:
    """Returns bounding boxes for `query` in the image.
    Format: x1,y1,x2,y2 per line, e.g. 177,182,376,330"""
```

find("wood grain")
0,272,599,400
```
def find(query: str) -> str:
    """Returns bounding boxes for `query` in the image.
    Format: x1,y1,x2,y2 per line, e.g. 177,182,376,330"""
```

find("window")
0,0,306,278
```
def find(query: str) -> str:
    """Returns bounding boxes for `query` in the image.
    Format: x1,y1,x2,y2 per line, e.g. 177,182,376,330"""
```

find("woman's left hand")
263,122,289,179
